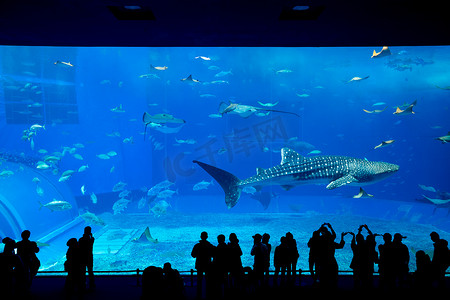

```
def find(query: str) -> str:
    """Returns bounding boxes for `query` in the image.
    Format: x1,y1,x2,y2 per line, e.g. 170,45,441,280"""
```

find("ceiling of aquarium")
0,46,449,272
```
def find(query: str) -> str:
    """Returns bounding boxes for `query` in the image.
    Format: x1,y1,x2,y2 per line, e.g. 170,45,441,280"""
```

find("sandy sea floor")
43,211,450,273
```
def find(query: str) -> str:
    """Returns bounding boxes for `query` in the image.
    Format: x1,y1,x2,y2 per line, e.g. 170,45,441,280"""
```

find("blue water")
0,46,449,271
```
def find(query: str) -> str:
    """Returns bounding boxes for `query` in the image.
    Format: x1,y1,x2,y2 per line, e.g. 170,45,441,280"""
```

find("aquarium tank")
0,46,449,273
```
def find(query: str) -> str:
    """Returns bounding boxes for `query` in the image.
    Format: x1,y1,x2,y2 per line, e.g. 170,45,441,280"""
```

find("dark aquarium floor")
41,209,450,273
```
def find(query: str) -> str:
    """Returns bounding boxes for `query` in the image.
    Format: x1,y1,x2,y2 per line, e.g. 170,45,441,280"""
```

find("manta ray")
143,112,186,140
394,100,417,115
371,46,391,58
218,102,300,118
194,147,399,208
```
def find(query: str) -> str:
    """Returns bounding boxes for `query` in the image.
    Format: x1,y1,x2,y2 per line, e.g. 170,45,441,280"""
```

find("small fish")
118,190,131,198
90,192,97,204
435,132,450,144
208,113,223,118
181,74,200,83
374,140,395,150
353,187,374,198
107,151,118,157
78,165,89,172
157,189,177,199
193,180,213,191
175,138,197,145
36,185,44,197
79,211,105,226
371,46,391,58
195,56,211,61
110,104,125,113
97,154,110,160
30,124,45,131
81,185,86,195
39,199,72,211
123,137,134,144
296,93,310,98
0,170,14,177
372,102,387,106
214,70,232,77
36,162,51,170
139,73,160,79
73,154,83,160
58,175,71,182
62,170,76,177
32,177,40,183
363,107,387,114
346,76,370,83
257,101,279,107
54,61,74,67
307,150,322,155
110,166,115,173
275,69,293,74
112,181,127,192
150,64,168,71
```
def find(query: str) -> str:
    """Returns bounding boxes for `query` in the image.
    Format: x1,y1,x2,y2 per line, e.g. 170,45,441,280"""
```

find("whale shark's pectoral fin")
326,174,358,189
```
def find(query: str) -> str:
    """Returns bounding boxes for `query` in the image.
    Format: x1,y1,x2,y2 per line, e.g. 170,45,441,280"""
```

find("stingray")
132,227,159,243
371,46,391,58
181,74,200,83
393,100,417,115
218,102,300,118
374,139,395,149
353,187,374,198
422,195,450,206
143,112,186,140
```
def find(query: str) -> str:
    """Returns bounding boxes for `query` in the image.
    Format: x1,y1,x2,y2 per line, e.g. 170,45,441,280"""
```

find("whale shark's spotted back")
194,148,399,208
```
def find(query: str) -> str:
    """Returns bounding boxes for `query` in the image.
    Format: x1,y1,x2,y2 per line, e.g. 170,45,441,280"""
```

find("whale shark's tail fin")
193,160,241,208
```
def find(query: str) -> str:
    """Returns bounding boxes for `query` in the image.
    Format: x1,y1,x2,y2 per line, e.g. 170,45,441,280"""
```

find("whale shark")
193,148,399,208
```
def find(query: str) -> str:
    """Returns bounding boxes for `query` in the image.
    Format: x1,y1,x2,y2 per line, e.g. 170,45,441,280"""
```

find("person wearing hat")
251,233,268,287
392,233,409,288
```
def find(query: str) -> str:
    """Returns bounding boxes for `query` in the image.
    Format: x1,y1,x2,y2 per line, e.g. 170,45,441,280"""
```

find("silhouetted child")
227,233,243,290
250,233,268,287
15,230,40,289
274,236,290,286
0,237,25,297
191,231,215,298
64,238,83,295
414,250,432,290
162,262,184,298
261,233,271,283
141,266,164,299
79,226,95,290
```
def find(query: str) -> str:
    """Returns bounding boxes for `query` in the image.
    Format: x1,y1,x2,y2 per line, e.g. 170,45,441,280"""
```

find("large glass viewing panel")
0,46,449,272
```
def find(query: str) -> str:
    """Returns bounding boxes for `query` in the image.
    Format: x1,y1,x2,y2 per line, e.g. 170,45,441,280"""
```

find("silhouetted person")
307,230,321,284
0,237,25,297
64,237,83,295
15,229,40,289
391,233,409,288
191,231,215,298
212,234,228,297
250,233,268,287
163,262,184,298
414,250,432,290
79,226,95,290
227,233,243,290
261,233,271,283
285,232,299,282
378,233,394,289
274,236,290,286
430,231,449,288
141,266,164,299
317,223,345,288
